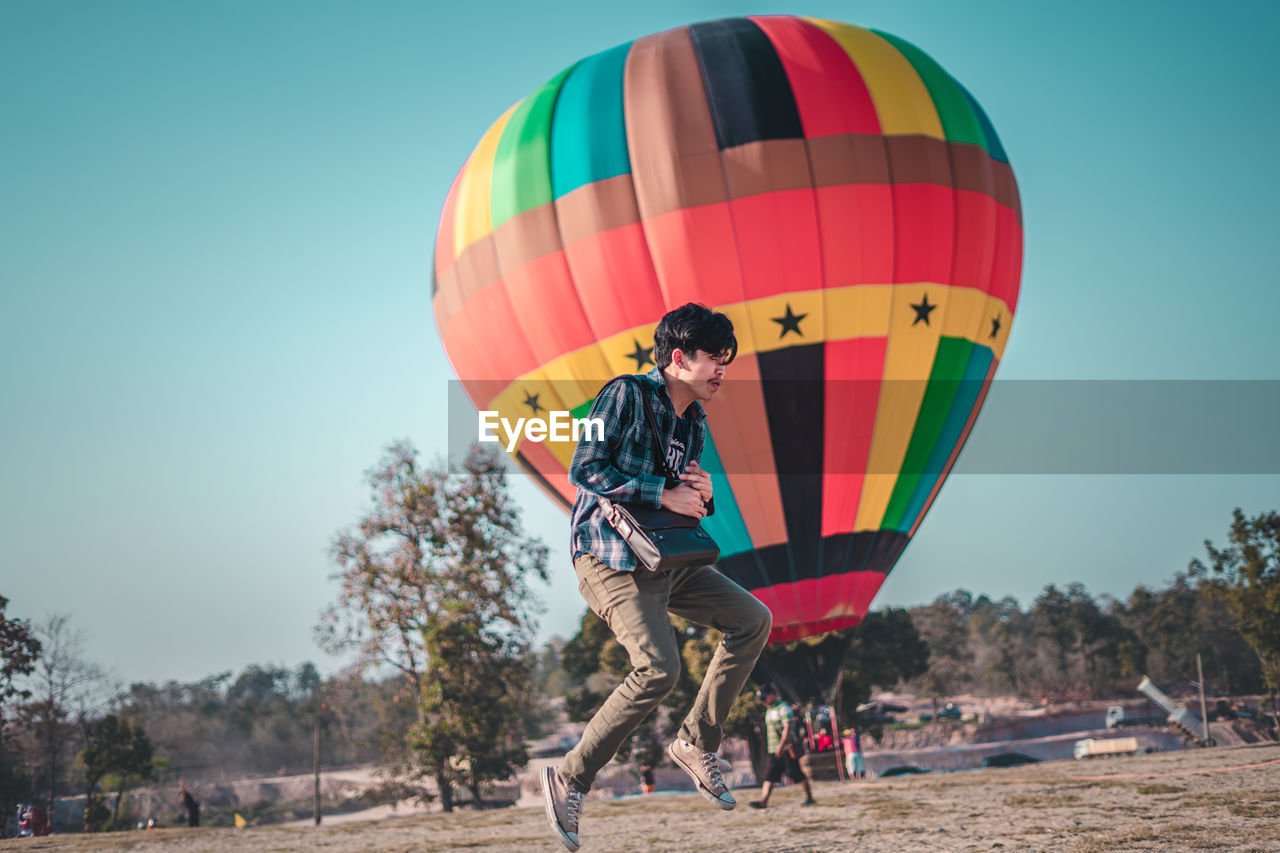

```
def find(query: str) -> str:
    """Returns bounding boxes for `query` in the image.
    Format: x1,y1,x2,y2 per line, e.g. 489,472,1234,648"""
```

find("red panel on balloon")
891,183,956,284
564,222,671,341
990,206,1023,311
951,190,998,292
453,280,541,381
642,203,748,309
815,184,895,285
759,571,886,644
503,251,601,366
750,16,881,138
729,189,823,301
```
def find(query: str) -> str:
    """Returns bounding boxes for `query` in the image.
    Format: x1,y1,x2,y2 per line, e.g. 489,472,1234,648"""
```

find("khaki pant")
558,553,772,793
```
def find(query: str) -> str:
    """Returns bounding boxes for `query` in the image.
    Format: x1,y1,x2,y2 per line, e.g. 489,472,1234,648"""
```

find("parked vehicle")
857,700,909,725
919,702,962,723
981,752,1040,768
878,765,931,777
1105,705,1163,729
1074,737,1139,760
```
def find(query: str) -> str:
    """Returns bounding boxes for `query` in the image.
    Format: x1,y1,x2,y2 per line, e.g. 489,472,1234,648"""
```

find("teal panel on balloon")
697,431,753,557
550,41,633,199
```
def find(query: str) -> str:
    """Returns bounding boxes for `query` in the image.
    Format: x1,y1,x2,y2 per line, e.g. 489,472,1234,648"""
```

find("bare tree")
26,615,109,825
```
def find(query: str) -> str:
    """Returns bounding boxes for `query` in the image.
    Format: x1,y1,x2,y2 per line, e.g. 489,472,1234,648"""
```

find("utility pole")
1196,653,1210,746
313,713,321,826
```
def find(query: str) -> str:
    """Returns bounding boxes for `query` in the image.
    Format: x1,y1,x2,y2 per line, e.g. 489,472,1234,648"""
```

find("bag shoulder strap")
611,374,678,482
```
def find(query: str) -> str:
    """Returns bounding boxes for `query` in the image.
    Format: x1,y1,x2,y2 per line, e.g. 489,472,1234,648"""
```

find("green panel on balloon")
873,30,986,150
490,66,576,228
961,85,1008,164
881,336,974,529
898,343,995,533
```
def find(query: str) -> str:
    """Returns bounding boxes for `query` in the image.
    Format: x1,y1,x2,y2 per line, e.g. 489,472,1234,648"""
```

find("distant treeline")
901,573,1264,704
0,653,414,833
119,664,395,779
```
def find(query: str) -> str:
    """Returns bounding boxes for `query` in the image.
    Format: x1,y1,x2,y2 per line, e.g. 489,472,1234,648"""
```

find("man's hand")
680,460,713,502
661,483,707,518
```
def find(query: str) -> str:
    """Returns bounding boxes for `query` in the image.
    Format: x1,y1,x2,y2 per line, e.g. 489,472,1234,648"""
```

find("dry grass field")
5,742,1278,853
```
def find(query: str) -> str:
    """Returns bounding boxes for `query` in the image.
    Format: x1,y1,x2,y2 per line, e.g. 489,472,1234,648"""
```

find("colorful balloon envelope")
432,16,1022,643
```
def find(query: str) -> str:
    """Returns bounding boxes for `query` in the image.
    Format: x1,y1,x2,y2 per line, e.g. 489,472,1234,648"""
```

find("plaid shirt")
569,366,713,572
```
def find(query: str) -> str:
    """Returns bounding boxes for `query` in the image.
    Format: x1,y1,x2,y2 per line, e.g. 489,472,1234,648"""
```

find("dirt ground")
5,742,1278,853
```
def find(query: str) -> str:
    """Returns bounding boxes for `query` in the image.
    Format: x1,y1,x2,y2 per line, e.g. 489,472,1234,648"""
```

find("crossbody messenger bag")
595,376,720,572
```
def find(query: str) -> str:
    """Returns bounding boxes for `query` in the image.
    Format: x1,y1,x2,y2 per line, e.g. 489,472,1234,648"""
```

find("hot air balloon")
432,16,1022,645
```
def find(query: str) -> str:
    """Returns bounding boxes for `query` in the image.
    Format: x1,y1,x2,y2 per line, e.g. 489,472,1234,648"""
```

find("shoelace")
564,788,584,825
700,752,726,790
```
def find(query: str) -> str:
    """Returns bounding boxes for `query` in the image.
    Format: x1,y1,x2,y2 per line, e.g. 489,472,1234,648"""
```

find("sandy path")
6,743,1278,852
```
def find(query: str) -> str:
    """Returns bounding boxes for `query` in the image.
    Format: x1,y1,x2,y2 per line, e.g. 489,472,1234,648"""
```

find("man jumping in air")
541,304,772,851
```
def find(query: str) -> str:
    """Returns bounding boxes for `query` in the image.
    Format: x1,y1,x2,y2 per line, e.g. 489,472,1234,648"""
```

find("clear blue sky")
2,0,1277,686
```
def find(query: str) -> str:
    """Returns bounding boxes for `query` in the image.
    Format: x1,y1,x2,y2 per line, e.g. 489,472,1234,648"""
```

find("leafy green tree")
1118,574,1260,693
911,592,975,719
80,715,153,831
966,594,1030,695
318,442,548,811
1,596,42,828
1024,583,1142,701
1192,508,1280,720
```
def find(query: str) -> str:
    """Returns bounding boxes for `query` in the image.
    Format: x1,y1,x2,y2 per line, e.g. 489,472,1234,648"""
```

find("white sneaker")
540,766,584,851
667,739,736,810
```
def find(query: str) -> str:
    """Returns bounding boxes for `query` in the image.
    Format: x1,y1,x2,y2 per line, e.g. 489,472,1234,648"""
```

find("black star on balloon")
771,303,808,338
910,294,937,326
522,391,544,414
625,339,655,370
990,315,1002,339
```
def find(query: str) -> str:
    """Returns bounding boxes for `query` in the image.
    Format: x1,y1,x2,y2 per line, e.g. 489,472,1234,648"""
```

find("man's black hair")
653,303,737,369
756,683,778,702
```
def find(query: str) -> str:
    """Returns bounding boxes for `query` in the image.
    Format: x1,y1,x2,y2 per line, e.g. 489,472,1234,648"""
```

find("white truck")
1137,676,1213,746
1074,737,1139,760
1105,705,1164,729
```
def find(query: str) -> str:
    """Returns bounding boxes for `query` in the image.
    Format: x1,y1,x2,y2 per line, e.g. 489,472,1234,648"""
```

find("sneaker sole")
540,768,580,852
666,742,736,811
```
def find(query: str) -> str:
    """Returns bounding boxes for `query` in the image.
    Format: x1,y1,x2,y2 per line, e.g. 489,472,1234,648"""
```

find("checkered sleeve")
568,378,665,509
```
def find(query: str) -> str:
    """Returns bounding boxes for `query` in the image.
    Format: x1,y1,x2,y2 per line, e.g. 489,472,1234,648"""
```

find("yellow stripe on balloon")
472,283,1012,461
804,19,944,140
744,291,825,356
985,293,1013,360
853,285,947,531
942,284,986,339
825,284,892,339
486,283,1009,401
594,323,661,378
483,367,578,465
452,103,520,257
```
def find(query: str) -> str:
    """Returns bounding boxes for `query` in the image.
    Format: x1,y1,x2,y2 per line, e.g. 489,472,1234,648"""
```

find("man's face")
671,348,728,401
